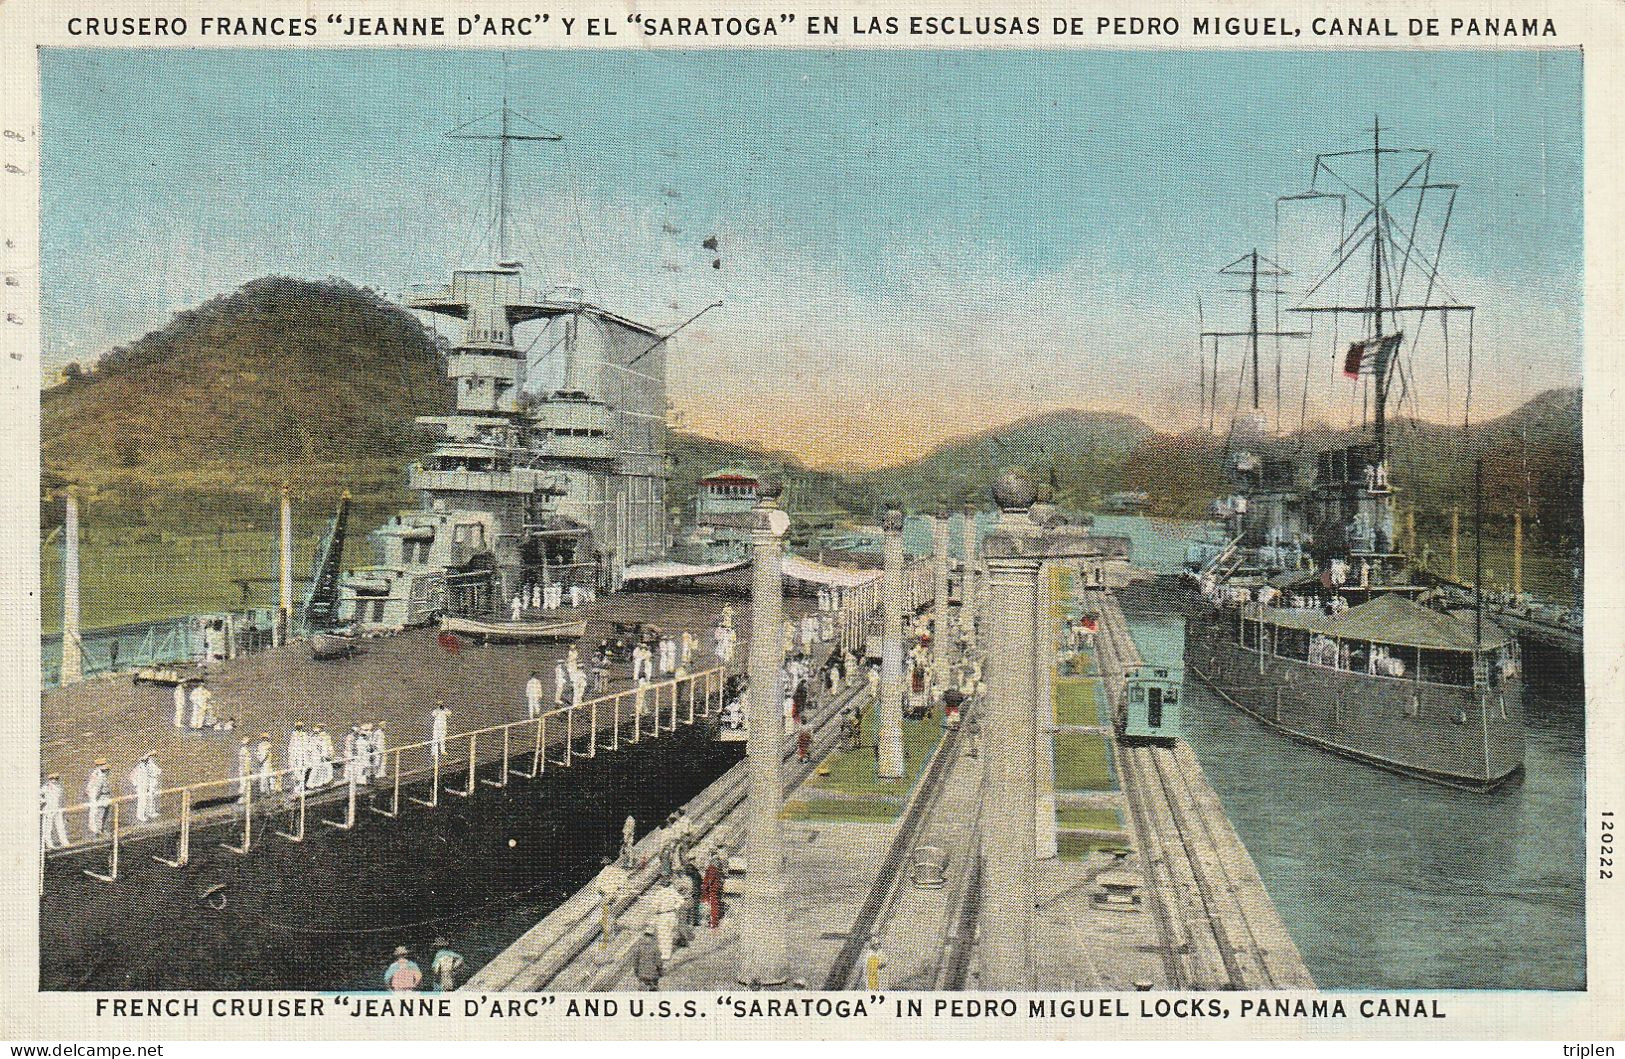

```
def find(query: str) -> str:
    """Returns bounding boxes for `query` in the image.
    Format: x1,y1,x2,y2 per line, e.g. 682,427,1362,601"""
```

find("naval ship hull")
1186,620,1525,791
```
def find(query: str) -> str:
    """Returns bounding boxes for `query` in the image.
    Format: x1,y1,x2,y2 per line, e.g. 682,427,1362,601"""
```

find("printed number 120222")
1603,811,1615,879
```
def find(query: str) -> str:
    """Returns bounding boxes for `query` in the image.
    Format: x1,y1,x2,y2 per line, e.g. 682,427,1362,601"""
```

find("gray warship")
1184,121,1525,790
336,105,672,631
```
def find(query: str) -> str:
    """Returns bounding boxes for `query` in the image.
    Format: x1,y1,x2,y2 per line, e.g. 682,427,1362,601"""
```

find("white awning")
621,559,748,583
781,556,882,588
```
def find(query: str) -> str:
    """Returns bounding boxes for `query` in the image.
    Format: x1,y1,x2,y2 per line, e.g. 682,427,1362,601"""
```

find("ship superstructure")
338,104,670,631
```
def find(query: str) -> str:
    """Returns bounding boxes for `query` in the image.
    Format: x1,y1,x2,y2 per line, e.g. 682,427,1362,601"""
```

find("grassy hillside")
850,408,1155,512
42,276,454,534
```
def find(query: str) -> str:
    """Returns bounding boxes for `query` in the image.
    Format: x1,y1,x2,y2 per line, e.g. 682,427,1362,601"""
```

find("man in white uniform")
649,879,685,961
40,773,68,849
288,723,309,792
254,733,276,795
188,682,212,729
526,670,544,719
172,681,188,728
85,760,111,837
430,704,449,763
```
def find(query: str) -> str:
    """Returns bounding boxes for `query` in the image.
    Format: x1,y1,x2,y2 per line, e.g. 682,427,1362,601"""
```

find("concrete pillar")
1034,561,1057,860
877,508,906,780
278,485,294,645
960,504,978,642
739,480,790,986
978,473,1041,989
1451,507,1460,582
1513,511,1523,597
60,490,82,685
932,512,951,685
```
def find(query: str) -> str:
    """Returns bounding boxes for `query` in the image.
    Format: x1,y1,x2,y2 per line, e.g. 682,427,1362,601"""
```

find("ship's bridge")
404,273,662,342
408,444,565,496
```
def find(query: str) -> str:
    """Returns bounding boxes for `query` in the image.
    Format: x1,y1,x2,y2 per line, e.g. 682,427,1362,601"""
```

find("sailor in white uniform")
288,723,309,792
85,760,111,837
370,721,388,780
131,753,161,822
254,734,276,795
430,704,450,763
188,682,212,729
40,773,68,850
527,670,545,719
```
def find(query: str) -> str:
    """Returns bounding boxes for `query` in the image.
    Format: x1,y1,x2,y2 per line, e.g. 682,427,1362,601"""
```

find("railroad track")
1117,744,1199,988
821,717,970,989
1120,743,1277,990
466,678,868,992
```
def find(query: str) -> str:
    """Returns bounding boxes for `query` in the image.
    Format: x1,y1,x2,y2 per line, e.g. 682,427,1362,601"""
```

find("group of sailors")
273,719,397,795
1199,575,1352,616
40,750,168,848
171,679,233,732
1304,634,1408,678
511,579,596,620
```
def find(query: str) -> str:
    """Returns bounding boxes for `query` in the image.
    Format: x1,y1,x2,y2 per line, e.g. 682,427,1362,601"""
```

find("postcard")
1,0,1619,1043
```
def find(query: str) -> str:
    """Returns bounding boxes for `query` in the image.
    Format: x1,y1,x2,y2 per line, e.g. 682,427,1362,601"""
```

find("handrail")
44,587,890,884
42,663,740,861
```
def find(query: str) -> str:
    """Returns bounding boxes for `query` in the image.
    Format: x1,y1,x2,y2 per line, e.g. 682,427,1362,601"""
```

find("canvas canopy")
1261,592,1510,652
620,555,880,588
780,555,882,589
620,559,748,583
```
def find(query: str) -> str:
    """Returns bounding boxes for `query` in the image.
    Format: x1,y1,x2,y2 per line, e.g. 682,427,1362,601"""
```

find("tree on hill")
42,276,452,531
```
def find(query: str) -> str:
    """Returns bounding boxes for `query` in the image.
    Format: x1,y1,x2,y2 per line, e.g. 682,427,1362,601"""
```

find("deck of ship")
41,583,806,817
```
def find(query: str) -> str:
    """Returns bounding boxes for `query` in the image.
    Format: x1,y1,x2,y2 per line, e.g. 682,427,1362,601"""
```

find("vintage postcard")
0,0,1620,1045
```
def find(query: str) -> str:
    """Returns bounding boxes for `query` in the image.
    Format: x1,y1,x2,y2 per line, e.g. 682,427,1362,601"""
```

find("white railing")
43,664,735,889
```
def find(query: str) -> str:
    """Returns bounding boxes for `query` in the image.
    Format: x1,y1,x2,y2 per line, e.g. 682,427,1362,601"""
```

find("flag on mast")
1343,333,1402,379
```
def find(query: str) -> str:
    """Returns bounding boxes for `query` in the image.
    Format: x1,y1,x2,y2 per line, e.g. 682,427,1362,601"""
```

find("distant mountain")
42,276,453,531
849,409,1157,512
41,275,1582,554
1113,388,1582,545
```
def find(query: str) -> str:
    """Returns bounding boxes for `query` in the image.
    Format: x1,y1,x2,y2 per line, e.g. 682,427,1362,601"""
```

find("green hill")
43,276,454,533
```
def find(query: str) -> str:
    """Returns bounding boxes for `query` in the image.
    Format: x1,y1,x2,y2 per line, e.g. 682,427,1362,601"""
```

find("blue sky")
41,48,1582,465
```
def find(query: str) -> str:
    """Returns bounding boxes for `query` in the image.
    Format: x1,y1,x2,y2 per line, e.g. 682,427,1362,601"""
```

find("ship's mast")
1371,117,1393,465
1249,249,1261,411
447,100,562,265
1285,119,1477,462
1203,251,1307,425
